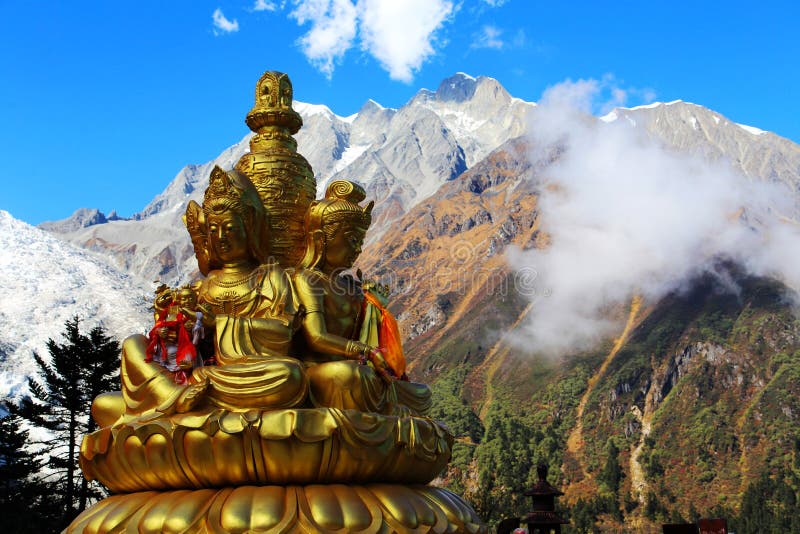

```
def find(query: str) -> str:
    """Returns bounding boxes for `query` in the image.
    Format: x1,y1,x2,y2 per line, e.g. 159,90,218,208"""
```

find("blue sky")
1,0,797,225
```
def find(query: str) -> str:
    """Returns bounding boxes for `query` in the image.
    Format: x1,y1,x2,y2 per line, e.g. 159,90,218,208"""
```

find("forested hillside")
425,267,800,530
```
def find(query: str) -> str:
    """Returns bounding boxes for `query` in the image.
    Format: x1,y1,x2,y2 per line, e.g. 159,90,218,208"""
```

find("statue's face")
207,211,249,264
177,290,196,308
155,290,174,309
325,226,366,270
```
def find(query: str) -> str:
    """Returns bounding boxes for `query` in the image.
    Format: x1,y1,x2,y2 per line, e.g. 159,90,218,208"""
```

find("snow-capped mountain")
46,73,537,285
39,74,800,291
0,210,152,398
601,100,800,204
292,73,535,231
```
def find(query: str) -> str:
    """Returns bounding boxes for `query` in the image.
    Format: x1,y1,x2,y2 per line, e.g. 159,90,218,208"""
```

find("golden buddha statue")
294,179,432,416
69,71,486,533
91,166,307,424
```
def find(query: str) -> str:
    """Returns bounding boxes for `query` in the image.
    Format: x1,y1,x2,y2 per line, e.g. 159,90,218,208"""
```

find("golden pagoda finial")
236,70,316,267
245,71,303,150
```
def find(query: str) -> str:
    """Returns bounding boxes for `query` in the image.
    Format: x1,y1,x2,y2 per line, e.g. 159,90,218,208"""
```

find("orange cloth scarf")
363,291,407,380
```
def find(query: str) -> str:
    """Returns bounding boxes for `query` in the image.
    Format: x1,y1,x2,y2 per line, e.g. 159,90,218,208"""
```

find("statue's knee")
122,334,148,357
285,359,308,389
307,360,360,388
92,391,124,427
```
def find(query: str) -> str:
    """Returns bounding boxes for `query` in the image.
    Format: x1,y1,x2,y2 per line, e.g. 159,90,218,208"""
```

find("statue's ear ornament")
184,200,210,275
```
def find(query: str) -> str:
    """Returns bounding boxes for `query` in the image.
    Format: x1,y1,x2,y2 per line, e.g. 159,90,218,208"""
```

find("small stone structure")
522,463,569,534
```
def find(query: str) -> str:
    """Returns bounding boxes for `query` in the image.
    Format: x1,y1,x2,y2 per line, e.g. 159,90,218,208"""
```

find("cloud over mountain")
508,78,800,356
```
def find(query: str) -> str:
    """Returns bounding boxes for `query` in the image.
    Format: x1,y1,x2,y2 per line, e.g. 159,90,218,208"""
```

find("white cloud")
357,0,455,82
482,0,509,6
472,25,505,50
471,27,527,52
535,75,655,116
506,77,799,356
253,0,278,11
286,0,454,82
212,8,240,34
289,0,358,79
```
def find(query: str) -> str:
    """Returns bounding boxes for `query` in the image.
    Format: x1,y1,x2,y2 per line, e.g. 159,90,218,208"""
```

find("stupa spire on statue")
237,70,316,268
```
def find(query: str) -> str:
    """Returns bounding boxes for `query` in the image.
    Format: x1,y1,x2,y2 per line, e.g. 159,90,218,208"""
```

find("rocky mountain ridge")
44,73,534,285
39,207,126,233
43,77,800,291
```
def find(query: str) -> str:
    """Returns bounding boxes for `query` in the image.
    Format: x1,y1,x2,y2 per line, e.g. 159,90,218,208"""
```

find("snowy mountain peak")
600,100,685,122
359,98,394,115
293,101,335,120
435,72,481,102
737,123,768,136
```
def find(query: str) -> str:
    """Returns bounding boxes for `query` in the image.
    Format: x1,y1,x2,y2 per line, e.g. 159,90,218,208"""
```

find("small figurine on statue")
144,283,208,383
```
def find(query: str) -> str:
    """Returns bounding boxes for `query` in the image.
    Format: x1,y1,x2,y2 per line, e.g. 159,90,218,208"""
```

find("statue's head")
183,166,270,274
176,285,198,309
300,180,374,272
154,284,175,313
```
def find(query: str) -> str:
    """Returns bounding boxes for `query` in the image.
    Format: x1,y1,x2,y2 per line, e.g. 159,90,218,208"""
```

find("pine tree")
14,316,120,530
736,468,800,534
570,498,597,533
0,404,56,533
599,439,623,495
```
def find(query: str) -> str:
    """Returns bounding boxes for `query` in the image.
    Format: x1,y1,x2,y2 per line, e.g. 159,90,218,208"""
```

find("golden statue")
69,71,486,533
294,180,431,416
91,166,307,421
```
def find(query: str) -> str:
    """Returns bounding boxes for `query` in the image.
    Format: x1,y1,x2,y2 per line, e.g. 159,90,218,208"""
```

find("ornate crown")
203,166,250,214
305,180,374,233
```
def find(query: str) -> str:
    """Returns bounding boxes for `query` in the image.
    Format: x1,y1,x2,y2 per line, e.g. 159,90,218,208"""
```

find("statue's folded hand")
368,348,396,382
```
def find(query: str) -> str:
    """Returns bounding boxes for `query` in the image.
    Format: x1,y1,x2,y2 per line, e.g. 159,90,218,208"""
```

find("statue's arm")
293,271,367,360
293,271,394,380
267,264,296,318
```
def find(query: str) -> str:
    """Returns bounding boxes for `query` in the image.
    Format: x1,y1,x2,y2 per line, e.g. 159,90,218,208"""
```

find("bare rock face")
39,207,125,233
357,137,539,375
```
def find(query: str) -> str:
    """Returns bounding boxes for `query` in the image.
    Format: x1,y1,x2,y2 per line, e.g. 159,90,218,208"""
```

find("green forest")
427,271,800,531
